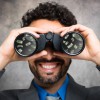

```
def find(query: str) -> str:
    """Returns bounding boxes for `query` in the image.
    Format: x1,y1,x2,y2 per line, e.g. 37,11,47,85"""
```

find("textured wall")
0,0,100,91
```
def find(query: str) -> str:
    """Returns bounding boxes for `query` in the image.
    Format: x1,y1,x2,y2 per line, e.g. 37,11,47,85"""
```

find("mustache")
35,57,64,64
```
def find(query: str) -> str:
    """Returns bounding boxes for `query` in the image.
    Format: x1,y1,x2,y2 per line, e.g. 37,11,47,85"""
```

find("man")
0,2,100,100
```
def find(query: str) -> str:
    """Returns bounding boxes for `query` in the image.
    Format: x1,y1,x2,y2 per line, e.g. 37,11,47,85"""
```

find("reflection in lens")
61,31,85,55
14,33,37,57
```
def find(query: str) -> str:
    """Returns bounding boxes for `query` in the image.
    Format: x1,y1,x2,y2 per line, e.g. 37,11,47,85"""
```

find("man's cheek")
28,62,35,71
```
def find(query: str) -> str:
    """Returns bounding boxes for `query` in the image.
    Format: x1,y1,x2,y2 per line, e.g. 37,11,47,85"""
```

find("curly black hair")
21,2,77,27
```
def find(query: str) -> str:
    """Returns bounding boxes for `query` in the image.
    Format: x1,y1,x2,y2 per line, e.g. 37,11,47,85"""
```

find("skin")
0,19,100,93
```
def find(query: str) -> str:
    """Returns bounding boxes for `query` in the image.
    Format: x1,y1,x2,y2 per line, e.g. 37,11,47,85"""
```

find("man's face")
28,19,71,84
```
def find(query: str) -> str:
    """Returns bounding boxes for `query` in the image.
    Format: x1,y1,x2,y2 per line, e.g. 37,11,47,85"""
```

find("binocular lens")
14,33,37,57
61,31,85,55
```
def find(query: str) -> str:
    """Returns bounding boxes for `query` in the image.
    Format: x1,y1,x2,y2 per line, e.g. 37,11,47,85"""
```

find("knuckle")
10,29,18,34
88,28,94,33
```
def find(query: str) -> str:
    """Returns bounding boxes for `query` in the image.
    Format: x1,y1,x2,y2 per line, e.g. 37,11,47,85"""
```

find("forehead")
29,19,64,32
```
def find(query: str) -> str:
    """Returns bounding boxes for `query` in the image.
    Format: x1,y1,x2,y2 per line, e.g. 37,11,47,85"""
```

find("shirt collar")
33,75,69,100
33,81,47,100
57,75,69,100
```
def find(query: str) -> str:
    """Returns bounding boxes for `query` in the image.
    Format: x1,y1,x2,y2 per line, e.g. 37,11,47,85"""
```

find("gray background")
0,0,100,91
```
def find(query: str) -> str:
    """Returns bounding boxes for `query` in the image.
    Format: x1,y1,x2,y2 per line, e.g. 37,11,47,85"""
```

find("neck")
34,75,66,94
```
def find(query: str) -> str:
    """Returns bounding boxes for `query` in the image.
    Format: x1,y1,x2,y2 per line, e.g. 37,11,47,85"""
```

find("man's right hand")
0,27,48,70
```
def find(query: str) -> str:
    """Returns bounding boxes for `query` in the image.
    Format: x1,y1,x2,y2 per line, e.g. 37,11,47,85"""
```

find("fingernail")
42,50,47,55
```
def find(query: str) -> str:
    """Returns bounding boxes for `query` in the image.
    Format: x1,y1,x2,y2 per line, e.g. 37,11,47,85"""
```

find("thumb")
27,50,47,60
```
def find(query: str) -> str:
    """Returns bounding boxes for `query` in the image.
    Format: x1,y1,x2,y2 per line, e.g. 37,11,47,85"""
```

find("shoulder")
68,74,89,99
0,84,38,100
87,86,100,100
0,89,28,100
68,74,100,100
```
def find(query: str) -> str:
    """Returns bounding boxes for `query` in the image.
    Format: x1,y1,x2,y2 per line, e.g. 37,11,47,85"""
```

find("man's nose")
43,42,55,60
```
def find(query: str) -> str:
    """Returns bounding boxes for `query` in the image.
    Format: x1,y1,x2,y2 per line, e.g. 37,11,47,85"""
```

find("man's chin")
36,72,63,84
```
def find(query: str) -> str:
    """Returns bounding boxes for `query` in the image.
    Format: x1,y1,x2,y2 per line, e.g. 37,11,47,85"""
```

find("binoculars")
14,31,85,57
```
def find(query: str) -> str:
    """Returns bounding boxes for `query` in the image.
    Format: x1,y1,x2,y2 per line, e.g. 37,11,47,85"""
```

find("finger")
67,24,93,38
17,27,49,38
27,50,47,60
26,27,49,34
17,28,40,38
9,28,40,39
53,51,71,58
60,27,73,37
53,27,69,34
60,24,94,39
53,51,84,60
68,24,89,32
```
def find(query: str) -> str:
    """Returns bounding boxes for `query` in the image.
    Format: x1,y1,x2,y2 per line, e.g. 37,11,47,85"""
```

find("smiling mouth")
42,64,56,69
35,57,64,71
40,62,61,68
38,62,62,71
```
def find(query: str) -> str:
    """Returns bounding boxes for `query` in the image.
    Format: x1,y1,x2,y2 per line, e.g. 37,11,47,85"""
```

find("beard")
29,57,71,84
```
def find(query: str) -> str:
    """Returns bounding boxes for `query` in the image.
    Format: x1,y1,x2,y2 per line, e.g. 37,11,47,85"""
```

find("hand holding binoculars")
14,31,85,57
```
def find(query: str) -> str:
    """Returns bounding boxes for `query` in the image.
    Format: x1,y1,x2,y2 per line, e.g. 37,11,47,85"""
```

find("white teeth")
42,65,56,69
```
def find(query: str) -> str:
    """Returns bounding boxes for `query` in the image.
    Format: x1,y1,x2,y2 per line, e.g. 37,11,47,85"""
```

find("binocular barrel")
14,31,85,57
